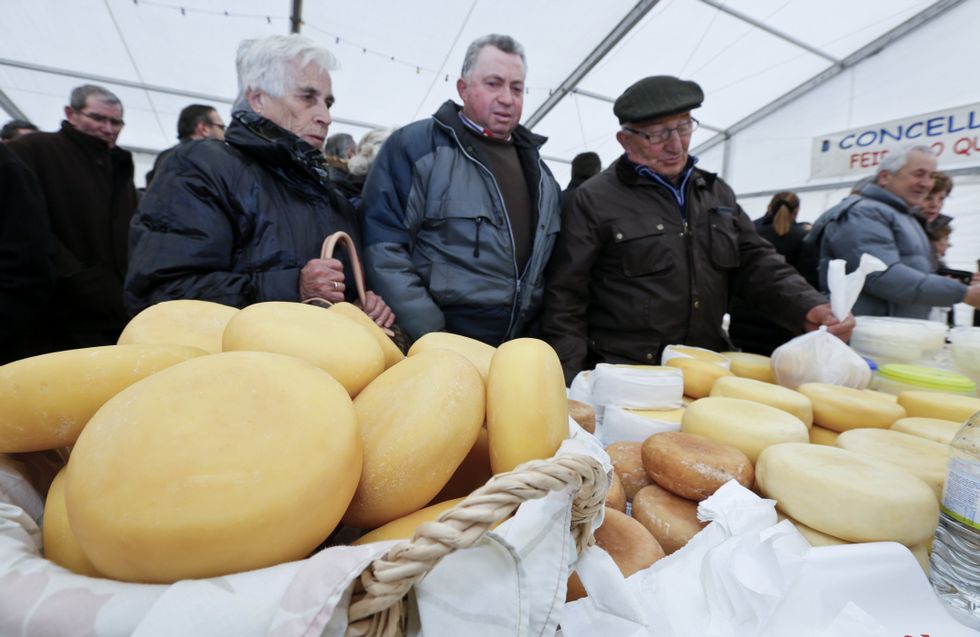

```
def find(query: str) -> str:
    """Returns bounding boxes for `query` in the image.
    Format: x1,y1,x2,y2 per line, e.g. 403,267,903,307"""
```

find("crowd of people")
3,32,979,380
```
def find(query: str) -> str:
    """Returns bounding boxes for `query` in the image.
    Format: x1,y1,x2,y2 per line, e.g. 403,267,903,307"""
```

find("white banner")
811,103,980,178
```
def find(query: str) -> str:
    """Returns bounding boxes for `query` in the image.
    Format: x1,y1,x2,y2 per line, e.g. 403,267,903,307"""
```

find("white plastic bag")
771,254,886,389
600,406,681,445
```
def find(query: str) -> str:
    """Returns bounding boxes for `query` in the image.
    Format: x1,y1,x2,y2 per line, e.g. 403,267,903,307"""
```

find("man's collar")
622,153,698,184
458,111,512,142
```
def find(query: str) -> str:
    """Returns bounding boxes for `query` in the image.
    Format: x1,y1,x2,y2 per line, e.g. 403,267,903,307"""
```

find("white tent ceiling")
2,0,978,299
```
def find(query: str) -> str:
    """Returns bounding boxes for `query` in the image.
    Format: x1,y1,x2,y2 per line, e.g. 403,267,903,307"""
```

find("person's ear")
246,89,264,114
456,77,467,102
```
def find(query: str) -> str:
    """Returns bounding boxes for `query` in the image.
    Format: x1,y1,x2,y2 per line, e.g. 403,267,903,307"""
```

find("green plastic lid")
877,363,977,393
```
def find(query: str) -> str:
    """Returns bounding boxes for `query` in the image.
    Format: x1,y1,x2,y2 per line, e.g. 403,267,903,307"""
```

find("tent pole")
0,87,30,122
290,0,303,34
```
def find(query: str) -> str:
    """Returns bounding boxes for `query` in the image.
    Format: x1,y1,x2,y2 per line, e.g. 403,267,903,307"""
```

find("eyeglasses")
623,118,699,144
75,109,125,128
207,121,226,131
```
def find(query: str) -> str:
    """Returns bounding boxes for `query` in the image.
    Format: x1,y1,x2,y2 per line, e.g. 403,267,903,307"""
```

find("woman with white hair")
125,34,394,328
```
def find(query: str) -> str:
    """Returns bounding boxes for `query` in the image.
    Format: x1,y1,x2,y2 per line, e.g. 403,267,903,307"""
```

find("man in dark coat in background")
9,84,137,353
561,151,601,213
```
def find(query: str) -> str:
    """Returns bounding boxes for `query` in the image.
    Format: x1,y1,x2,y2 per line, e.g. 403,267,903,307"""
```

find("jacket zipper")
473,217,482,258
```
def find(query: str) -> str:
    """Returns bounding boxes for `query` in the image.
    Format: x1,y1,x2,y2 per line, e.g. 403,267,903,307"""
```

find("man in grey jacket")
359,34,561,346
808,145,980,318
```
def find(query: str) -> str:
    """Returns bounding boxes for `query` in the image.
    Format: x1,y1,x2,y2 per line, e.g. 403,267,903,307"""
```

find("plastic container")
850,316,949,365
872,363,977,396
930,411,980,630
951,327,980,378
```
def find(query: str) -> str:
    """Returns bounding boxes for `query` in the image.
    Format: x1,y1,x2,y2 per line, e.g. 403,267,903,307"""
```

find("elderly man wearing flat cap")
541,75,854,384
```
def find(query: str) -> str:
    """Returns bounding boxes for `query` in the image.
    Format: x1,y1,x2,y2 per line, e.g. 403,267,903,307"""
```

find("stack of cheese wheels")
117,299,239,354
681,397,809,462
0,344,207,453
756,443,939,546
222,301,385,397
897,390,980,423
891,417,963,445
709,376,813,428
797,383,906,432
721,351,775,383
343,349,485,528
65,351,363,583
835,428,949,500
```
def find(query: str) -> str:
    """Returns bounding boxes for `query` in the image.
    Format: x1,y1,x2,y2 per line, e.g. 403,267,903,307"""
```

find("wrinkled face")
921,188,947,222
878,150,937,208
457,46,525,139
66,97,124,147
248,61,333,149
616,111,693,180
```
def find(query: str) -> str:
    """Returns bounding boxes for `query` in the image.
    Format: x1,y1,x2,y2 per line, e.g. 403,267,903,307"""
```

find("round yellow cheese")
897,391,980,423
808,425,840,446
407,331,495,382
0,344,207,453
891,417,962,445
797,383,906,432
681,397,808,462
487,338,568,474
66,351,361,583
721,351,775,383
42,466,101,577
344,349,485,529
756,443,939,545
710,376,813,427
777,510,849,547
835,428,949,500
117,299,238,354
326,302,404,369
222,301,384,396
666,357,735,399
429,428,492,504
662,345,731,368
353,497,465,545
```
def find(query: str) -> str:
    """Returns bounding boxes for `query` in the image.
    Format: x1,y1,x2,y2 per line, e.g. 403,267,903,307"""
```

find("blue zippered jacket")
359,100,561,345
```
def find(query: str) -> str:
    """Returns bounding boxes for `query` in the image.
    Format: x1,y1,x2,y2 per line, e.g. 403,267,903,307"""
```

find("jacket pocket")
421,198,498,258
708,207,740,269
610,217,673,277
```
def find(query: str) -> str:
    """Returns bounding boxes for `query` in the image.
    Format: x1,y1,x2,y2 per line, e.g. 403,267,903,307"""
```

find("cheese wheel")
662,345,731,368
408,331,495,382
66,351,362,583
486,339,567,474
631,483,707,554
863,389,899,403
222,301,384,396
568,399,596,434
428,428,492,505
626,407,685,424
605,471,627,512
721,351,775,383
117,299,238,354
42,466,101,577
710,376,813,427
897,391,980,423
797,383,906,432
891,417,962,445
567,507,664,601
326,302,404,369
641,431,753,501
808,425,840,446
681,397,809,462
755,443,939,545
605,441,653,501
354,497,465,545
0,344,207,453
666,358,735,399
345,350,485,528
835,428,949,500
777,511,850,547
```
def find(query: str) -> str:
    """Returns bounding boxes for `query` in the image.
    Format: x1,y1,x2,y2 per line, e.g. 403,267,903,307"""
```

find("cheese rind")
808,425,840,446
66,351,362,583
681,397,809,462
835,428,949,500
0,344,207,453
408,332,495,382
641,431,753,501
327,302,404,369
631,483,706,554
891,417,962,445
353,497,465,545
710,376,813,427
897,391,980,423
721,351,775,383
756,442,939,545
797,383,906,432
42,467,101,577
118,299,238,354
666,357,735,399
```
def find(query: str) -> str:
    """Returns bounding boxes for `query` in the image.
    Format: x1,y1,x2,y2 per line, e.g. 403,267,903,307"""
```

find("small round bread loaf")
641,431,753,501
631,483,707,554
606,441,653,501
566,507,665,601
605,471,626,512
568,399,596,434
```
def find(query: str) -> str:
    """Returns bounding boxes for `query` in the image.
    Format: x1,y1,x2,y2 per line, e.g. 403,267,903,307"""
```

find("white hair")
348,127,394,176
877,144,935,178
235,34,337,108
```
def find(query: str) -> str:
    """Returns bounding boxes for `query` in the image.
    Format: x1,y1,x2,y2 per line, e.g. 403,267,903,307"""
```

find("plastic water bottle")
930,410,980,629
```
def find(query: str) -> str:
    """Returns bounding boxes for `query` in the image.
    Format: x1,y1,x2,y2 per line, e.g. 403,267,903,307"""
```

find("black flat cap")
613,76,704,124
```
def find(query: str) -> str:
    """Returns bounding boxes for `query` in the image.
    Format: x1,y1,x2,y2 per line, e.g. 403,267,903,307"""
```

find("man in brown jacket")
542,76,854,384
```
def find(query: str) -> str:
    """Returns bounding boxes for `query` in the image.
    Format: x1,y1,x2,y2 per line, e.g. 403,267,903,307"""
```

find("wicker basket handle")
320,231,368,307
344,453,608,637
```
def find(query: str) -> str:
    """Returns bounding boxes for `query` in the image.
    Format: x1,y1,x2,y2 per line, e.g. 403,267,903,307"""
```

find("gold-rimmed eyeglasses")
623,118,699,144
